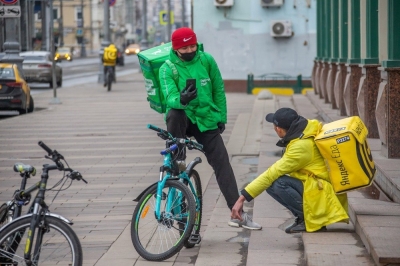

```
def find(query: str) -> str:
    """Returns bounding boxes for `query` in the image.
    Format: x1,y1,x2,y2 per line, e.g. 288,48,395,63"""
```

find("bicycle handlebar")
37,141,87,183
147,124,204,152
38,141,53,155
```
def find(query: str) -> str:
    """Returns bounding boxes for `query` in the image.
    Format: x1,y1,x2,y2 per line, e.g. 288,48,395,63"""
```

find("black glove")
217,122,225,134
180,84,197,105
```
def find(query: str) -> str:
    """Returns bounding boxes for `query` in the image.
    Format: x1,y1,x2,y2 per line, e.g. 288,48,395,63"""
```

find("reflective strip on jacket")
244,119,349,232
159,47,227,132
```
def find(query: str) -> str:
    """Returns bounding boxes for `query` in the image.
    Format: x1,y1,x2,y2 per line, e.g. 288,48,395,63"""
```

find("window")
34,8,59,21
75,6,82,21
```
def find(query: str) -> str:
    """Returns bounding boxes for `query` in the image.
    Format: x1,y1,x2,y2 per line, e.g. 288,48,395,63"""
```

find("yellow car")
0,63,34,114
55,47,73,62
125,44,141,55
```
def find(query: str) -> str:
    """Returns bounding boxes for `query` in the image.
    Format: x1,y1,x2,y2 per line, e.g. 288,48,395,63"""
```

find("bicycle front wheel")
0,216,83,266
131,180,196,261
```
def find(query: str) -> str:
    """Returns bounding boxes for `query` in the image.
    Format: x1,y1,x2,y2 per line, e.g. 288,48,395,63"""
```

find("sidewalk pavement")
0,71,399,265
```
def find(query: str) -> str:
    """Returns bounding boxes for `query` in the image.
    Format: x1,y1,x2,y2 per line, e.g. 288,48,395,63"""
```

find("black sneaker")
285,217,302,234
287,220,306,233
287,221,327,234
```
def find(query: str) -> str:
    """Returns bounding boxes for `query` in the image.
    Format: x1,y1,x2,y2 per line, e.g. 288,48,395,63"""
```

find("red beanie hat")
171,27,197,50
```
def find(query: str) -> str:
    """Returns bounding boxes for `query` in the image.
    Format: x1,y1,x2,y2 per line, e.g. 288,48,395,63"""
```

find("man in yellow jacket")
102,44,118,86
230,108,349,233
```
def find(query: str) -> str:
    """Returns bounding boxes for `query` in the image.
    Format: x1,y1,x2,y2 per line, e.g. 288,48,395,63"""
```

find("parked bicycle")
104,66,114,91
0,163,37,229
131,124,204,261
0,141,87,266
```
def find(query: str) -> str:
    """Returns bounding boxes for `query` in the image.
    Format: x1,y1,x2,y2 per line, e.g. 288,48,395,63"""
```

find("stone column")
333,0,348,115
334,62,348,115
357,0,379,138
319,62,329,100
313,61,321,95
376,0,400,158
343,0,361,116
343,64,361,116
311,60,318,94
326,0,339,109
376,68,400,158
326,62,338,109
357,65,380,137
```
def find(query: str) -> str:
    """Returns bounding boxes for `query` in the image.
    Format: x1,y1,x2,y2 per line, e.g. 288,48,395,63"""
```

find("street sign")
109,0,116,7
159,11,174,26
76,28,83,37
0,0,18,5
0,6,21,18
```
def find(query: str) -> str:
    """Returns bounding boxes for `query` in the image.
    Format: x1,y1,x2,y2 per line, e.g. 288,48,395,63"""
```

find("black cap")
265,108,299,130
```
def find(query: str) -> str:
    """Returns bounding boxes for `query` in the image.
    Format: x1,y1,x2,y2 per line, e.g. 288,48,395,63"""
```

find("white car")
20,51,62,88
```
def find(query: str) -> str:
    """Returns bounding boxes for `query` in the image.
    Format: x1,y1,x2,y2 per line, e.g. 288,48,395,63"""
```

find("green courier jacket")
159,47,227,132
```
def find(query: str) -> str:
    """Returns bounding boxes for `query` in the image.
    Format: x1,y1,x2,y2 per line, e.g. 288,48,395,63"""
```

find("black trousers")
166,109,240,210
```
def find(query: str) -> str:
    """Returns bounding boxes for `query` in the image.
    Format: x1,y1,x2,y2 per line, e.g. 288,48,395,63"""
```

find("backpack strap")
165,60,179,84
199,53,211,76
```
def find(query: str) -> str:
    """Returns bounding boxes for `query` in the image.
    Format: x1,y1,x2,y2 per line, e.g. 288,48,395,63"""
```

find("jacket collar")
276,116,308,147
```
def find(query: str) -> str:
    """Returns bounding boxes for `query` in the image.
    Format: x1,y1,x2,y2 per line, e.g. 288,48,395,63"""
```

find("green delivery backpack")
137,42,204,113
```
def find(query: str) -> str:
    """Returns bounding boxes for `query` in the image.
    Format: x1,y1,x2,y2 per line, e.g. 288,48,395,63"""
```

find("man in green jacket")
159,27,261,230
231,108,349,233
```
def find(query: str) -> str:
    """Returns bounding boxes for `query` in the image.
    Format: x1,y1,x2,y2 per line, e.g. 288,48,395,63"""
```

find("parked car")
125,43,141,55
55,47,73,62
0,63,34,114
116,47,125,66
20,51,62,88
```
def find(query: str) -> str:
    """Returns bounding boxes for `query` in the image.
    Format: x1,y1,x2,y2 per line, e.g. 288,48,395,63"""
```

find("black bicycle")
104,66,113,91
0,141,87,266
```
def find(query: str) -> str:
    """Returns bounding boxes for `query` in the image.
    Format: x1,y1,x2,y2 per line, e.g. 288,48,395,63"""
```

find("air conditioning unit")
271,20,292,37
261,0,284,7
214,0,234,7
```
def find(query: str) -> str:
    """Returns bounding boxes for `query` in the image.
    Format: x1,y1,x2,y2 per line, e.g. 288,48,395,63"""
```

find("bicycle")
0,163,37,229
130,124,204,261
0,141,87,266
104,66,114,91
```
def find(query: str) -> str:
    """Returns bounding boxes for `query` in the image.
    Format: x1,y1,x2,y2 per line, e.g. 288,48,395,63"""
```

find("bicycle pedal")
188,234,201,245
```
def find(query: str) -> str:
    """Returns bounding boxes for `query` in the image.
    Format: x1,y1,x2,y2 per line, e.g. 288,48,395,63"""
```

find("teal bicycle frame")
154,145,201,222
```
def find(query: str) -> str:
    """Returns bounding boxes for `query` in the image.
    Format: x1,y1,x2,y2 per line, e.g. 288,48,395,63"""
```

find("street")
29,54,140,94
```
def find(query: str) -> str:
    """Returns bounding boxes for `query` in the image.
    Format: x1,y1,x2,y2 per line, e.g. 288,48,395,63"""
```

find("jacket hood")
276,118,322,147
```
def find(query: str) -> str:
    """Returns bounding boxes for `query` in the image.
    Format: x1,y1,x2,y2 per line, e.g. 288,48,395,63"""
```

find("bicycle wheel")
131,180,196,261
0,216,83,266
182,170,202,248
107,70,112,91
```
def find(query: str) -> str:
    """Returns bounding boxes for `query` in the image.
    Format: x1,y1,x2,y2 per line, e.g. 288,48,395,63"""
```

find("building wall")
193,0,317,85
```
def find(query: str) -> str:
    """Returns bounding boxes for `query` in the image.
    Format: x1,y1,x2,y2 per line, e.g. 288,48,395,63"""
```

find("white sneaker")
228,212,262,230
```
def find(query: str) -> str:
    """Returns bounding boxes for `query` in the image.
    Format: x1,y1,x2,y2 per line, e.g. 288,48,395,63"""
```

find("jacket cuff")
241,189,254,202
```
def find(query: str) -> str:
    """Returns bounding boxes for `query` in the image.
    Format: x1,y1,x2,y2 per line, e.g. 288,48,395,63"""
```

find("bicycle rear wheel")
182,170,202,248
0,216,83,266
131,180,196,261
0,203,9,228
107,70,112,91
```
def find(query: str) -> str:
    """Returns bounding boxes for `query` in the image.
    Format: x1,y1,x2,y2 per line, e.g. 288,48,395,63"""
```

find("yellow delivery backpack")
314,116,376,194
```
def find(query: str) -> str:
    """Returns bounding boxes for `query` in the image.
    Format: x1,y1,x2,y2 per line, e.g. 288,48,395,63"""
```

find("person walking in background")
159,27,261,230
231,108,349,233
